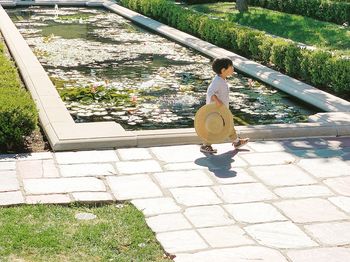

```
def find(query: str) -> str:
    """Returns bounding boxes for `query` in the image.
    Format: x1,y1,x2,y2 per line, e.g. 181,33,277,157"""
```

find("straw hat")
194,103,233,144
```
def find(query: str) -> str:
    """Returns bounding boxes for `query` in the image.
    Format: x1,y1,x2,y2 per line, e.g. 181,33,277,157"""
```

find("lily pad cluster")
7,6,316,130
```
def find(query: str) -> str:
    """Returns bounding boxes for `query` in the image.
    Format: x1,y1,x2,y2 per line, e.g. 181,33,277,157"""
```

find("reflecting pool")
7,6,318,130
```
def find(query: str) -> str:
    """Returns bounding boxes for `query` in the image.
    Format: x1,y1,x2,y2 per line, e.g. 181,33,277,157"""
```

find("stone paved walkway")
1,137,350,261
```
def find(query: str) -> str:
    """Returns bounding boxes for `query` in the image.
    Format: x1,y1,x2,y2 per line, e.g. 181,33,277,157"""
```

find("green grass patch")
0,204,171,262
188,2,350,54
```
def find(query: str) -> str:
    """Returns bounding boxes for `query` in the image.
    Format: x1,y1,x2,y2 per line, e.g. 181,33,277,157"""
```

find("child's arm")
211,95,223,107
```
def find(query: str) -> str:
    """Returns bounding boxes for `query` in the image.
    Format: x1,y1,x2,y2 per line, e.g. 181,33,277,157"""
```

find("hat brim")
194,103,233,144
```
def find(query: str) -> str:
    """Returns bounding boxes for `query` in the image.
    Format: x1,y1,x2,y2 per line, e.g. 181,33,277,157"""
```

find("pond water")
7,6,318,130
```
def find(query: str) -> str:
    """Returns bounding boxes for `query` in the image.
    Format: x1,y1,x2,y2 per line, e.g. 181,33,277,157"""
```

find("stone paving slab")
117,148,152,160
323,176,350,196
328,196,350,213
23,177,106,194
274,198,348,223
0,137,349,261
224,202,287,223
213,183,277,203
18,159,60,179
249,164,316,186
282,138,330,150
297,157,350,178
174,246,288,262
16,152,53,161
59,163,116,177
26,194,71,204
146,213,192,233
131,197,181,217
55,150,118,164
163,162,207,171
240,152,296,166
107,175,163,200
304,222,350,245
287,248,350,262
244,221,318,248
246,141,286,152
197,225,254,247
151,145,205,163
0,171,20,192
274,185,334,198
153,170,213,188
72,192,114,202
0,161,15,170
156,230,208,253
0,191,24,206
115,160,162,174
212,167,256,184
183,205,234,228
170,187,222,206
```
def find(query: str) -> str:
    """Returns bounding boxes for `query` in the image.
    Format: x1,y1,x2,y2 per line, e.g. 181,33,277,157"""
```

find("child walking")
200,57,249,154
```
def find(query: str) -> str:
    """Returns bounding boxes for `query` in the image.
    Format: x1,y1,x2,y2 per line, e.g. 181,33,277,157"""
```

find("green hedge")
121,0,350,98
247,0,350,25
0,43,38,151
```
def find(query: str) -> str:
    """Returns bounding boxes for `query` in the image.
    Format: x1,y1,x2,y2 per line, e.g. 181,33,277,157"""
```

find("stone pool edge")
0,1,349,151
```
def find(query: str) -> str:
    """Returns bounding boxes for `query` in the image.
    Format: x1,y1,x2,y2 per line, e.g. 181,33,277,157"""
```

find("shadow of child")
195,149,248,178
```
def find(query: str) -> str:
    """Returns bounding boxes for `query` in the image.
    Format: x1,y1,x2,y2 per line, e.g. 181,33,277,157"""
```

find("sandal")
200,145,217,154
233,138,249,149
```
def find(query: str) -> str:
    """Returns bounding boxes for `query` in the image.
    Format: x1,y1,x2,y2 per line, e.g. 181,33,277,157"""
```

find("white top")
206,75,230,108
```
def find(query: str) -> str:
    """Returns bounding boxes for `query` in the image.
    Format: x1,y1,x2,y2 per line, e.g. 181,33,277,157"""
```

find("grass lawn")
187,2,350,55
0,204,172,262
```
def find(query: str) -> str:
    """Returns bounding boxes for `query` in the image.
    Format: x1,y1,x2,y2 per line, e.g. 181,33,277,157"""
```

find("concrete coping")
0,1,349,151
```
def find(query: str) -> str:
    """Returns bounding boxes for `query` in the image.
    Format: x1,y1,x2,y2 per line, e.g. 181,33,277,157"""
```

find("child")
200,57,249,154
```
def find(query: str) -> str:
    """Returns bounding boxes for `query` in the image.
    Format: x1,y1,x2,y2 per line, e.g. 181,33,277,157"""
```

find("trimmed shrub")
0,89,38,150
120,0,350,99
307,51,332,87
0,60,21,90
270,39,290,71
0,47,38,151
236,29,264,59
284,43,301,77
329,58,350,95
257,36,274,64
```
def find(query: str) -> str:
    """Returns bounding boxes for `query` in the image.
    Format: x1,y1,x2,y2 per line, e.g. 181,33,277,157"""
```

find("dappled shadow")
0,153,45,160
279,136,350,162
195,149,248,178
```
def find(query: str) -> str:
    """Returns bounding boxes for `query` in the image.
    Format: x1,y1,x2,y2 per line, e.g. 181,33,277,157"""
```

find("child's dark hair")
212,58,233,74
